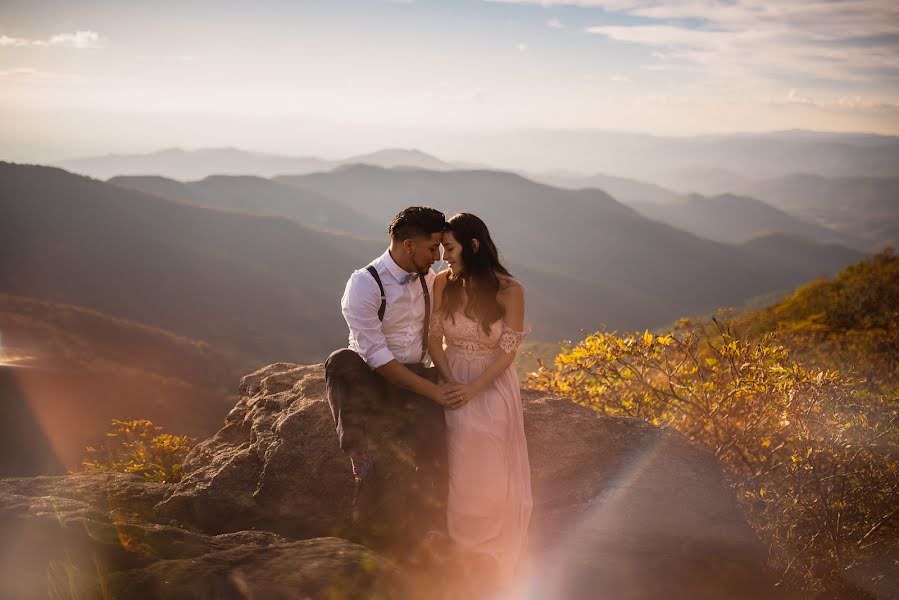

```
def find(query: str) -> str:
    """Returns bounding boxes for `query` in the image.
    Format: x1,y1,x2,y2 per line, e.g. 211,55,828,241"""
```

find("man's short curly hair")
388,206,446,241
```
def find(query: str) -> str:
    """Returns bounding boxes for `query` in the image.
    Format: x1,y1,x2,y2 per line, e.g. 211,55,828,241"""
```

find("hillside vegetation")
530,249,898,598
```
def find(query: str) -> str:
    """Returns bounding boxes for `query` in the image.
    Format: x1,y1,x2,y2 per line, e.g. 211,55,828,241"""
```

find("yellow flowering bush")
529,249,899,595
82,419,195,483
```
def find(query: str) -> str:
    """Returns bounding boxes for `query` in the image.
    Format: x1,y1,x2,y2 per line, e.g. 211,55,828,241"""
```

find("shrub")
82,419,195,483
528,250,899,595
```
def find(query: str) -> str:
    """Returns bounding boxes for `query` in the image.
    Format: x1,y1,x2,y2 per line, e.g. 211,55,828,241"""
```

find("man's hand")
446,383,481,410
430,382,466,408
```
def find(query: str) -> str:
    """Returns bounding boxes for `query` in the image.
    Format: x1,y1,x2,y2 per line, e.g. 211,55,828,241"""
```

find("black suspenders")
365,265,386,321
365,265,430,361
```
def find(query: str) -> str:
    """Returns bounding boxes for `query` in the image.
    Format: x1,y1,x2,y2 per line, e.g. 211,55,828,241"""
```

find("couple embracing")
325,207,532,595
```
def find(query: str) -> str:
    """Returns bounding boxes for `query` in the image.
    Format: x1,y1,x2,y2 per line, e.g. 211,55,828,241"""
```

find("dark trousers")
324,348,448,549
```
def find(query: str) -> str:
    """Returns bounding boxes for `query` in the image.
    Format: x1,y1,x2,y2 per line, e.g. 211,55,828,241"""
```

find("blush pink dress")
430,279,533,584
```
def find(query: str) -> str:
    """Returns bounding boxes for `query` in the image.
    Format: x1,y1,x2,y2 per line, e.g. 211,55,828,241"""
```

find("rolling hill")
277,165,866,333
737,174,899,251
3,161,867,351
0,161,382,365
0,293,242,470
627,193,860,248
108,174,381,238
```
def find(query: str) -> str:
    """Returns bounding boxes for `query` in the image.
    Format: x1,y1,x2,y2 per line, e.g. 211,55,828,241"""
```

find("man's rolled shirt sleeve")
341,270,396,369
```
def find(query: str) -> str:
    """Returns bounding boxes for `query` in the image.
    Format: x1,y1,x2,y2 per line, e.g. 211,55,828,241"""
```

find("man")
325,206,466,551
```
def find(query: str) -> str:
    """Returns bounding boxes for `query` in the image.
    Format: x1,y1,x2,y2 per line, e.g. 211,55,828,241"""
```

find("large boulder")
521,390,778,599
156,363,356,539
157,362,781,599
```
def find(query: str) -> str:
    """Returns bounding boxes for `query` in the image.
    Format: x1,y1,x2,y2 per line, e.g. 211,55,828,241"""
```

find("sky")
1,0,898,162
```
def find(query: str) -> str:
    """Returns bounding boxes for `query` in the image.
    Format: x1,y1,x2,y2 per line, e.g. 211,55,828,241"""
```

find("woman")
428,212,533,593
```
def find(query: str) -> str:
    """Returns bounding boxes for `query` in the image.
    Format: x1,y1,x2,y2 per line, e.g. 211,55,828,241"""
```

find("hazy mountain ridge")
52,130,899,185
628,192,861,249
533,171,683,205
109,174,382,239
56,147,457,181
0,161,383,365
455,129,899,184
277,164,865,331
4,161,865,346
540,169,895,252
736,174,899,252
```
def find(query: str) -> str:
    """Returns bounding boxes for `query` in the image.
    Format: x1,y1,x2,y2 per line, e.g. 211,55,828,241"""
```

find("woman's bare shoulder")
497,273,523,292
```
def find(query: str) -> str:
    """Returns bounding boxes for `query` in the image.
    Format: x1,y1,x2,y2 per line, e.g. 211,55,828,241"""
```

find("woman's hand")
429,382,468,408
446,382,482,410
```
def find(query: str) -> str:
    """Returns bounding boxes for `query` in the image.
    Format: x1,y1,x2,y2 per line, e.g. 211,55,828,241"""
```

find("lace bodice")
430,310,529,359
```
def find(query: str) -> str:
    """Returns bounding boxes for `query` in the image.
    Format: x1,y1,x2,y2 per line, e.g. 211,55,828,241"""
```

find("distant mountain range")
55,139,898,251
54,130,899,185
108,174,382,239
56,147,458,181
540,169,897,252
628,193,861,249
1,161,382,366
4,161,866,346
275,165,865,333
444,129,899,185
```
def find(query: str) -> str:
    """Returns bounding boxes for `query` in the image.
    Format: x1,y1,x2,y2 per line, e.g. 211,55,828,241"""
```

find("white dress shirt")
340,248,437,369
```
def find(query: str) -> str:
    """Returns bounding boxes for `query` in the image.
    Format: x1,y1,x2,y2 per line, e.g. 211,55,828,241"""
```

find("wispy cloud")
0,67,83,81
489,1,899,84
546,17,565,28
0,30,104,49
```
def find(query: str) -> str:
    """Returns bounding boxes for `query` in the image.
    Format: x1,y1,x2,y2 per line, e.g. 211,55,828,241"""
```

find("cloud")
546,17,565,28
0,67,83,81
0,30,103,49
489,1,899,84
785,88,815,106
762,90,899,112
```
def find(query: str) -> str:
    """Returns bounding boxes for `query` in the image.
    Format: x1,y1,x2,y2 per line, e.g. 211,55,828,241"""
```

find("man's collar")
381,248,414,283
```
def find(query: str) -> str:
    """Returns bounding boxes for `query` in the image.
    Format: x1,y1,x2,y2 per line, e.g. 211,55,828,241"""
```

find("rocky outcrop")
0,474,401,599
156,363,355,539
0,362,782,599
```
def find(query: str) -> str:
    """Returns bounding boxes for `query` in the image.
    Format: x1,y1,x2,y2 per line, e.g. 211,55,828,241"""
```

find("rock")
520,390,778,600
1,362,783,599
158,363,780,599
157,364,357,539
102,537,402,600
0,473,403,599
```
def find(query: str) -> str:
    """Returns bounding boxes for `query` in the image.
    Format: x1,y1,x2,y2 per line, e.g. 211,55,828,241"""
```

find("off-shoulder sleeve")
499,323,530,354
429,309,445,339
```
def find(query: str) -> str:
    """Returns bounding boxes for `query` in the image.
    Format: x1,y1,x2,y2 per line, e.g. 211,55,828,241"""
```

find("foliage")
82,419,195,483
528,249,899,595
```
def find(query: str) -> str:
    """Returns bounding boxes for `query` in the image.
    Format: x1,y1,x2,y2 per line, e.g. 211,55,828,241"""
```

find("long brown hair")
442,212,512,335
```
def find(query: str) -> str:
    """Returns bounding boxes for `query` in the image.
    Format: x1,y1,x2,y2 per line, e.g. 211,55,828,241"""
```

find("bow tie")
400,272,420,285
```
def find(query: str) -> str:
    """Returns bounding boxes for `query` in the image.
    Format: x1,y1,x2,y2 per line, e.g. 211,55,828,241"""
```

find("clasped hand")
432,381,479,409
